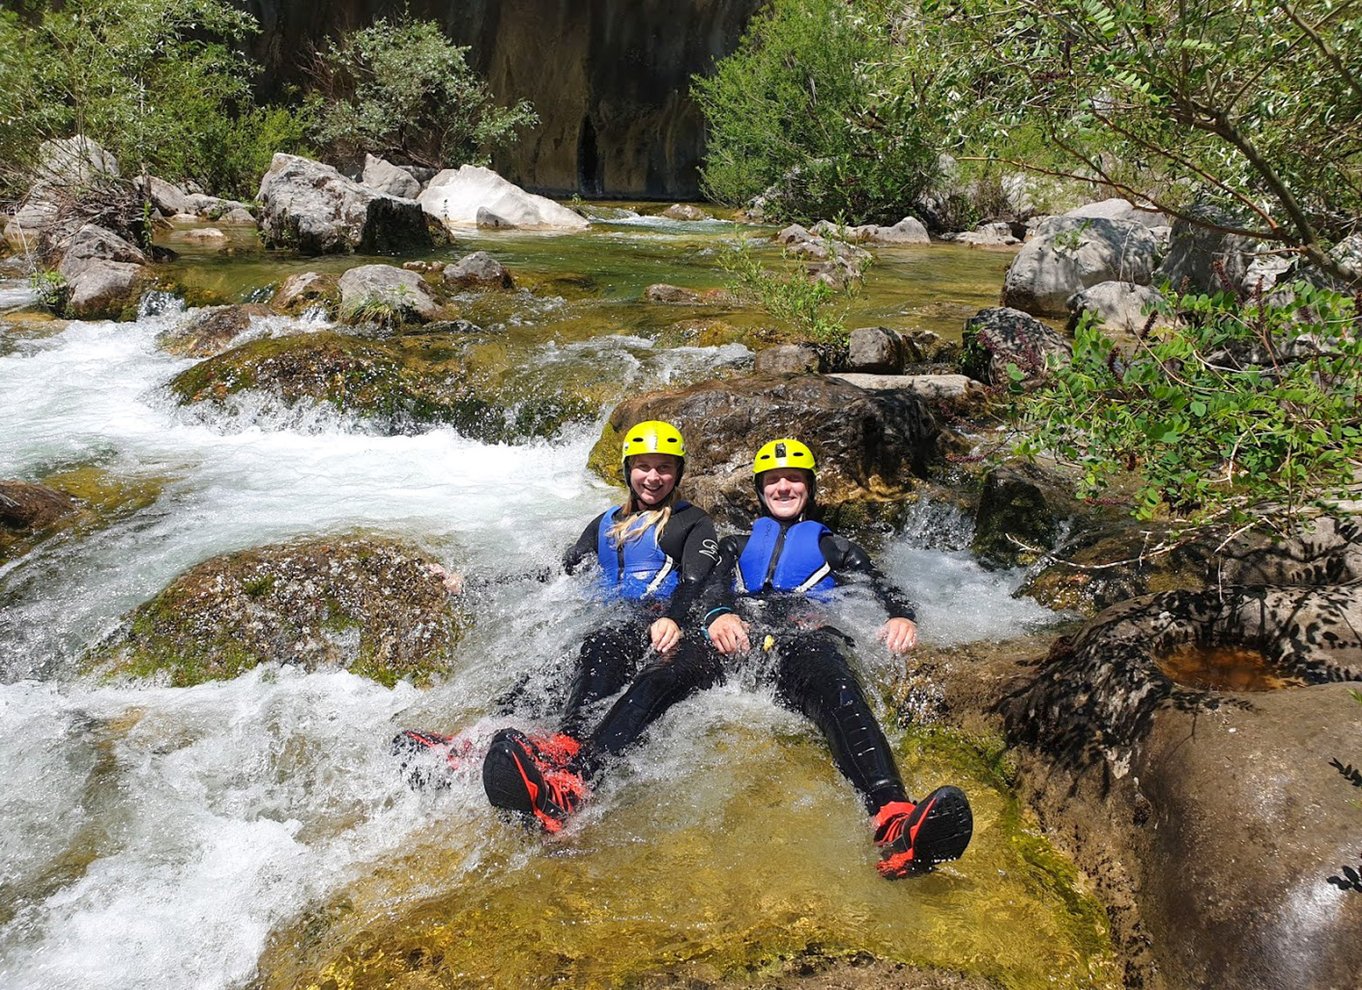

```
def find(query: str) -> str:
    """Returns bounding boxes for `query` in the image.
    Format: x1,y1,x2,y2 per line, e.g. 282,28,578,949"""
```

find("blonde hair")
607,480,681,548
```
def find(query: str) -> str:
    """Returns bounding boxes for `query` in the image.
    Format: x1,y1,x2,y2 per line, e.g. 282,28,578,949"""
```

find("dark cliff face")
243,0,761,199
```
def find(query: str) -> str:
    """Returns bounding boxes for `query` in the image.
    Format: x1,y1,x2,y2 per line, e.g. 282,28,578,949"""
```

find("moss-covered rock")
1,468,164,565
85,535,465,687
157,303,273,358
168,330,596,442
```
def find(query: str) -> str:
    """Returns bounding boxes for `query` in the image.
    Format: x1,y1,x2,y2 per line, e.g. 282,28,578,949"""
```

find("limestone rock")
419,165,589,231
1154,210,1257,295
443,251,514,290
845,326,904,374
960,307,1071,386
752,344,825,375
134,175,190,217
56,224,152,320
661,204,710,221
337,264,440,326
828,372,982,405
591,374,943,525
257,153,432,255
642,283,736,306
177,227,230,250
944,222,1020,247
86,535,466,687
1063,198,1166,229
271,271,341,318
362,153,422,200
1066,281,1167,336
1002,585,1362,990
1003,216,1161,317
971,462,1068,568
35,135,120,186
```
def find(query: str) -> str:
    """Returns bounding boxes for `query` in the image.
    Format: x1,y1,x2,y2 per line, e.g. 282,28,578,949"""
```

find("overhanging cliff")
243,0,762,199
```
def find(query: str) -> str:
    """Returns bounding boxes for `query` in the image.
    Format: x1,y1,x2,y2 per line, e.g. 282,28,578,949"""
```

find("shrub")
304,17,537,170
719,239,860,347
1013,280,1362,527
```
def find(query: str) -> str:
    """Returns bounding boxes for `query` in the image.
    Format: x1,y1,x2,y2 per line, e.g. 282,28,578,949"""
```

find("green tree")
692,0,941,224
913,0,1362,282
0,0,308,199
305,17,537,169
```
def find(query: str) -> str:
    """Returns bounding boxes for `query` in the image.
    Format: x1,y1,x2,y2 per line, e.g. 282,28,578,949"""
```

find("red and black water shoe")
873,785,973,878
482,727,588,833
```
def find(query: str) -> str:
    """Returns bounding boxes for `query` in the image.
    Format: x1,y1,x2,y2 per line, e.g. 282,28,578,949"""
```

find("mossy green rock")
86,535,465,687
168,331,596,442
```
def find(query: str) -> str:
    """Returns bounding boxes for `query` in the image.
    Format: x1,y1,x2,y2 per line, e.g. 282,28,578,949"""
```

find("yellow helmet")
621,420,686,463
752,438,816,475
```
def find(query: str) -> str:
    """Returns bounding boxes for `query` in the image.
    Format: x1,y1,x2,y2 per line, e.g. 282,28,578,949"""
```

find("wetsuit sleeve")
697,533,745,620
659,505,721,623
562,512,608,575
821,533,918,621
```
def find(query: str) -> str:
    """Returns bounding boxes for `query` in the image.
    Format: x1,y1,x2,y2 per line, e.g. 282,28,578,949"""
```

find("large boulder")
419,165,589,231
1003,584,1362,990
34,135,120,186
960,307,1071,386
1003,216,1162,317
55,223,152,320
362,153,422,200
337,264,441,326
1063,198,1166,229
589,375,945,525
4,136,124,252
256,153,433,255
85,535,466,687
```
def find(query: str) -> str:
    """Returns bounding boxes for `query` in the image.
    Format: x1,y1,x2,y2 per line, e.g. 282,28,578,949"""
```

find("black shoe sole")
912,785,973,868
482,731,539,817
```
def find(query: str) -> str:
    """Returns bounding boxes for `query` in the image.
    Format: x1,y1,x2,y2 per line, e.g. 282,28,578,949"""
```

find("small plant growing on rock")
28,269,69,313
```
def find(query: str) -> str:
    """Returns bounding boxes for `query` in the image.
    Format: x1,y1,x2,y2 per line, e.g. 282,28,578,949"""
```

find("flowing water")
0,213,1117,989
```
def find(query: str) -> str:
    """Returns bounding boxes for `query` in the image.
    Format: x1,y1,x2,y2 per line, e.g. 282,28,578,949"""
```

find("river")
0,212,1118,989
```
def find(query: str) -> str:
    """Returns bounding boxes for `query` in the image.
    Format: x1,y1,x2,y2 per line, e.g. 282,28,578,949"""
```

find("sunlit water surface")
0,217,1115,990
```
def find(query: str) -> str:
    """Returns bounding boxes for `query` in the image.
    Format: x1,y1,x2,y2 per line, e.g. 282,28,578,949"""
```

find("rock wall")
243,0,761,199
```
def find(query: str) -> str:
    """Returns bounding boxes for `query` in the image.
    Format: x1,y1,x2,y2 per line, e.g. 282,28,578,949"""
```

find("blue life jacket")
736,517,837,599
595,503,685,600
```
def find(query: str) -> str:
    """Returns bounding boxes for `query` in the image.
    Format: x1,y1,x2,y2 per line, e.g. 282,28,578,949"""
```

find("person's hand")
650,617,682,655
707,612,750,655
879,617,917,654
426,563,465,595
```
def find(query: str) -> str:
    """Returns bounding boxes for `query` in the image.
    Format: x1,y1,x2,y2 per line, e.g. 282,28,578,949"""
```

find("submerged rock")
1,469,163,565
168,331,596,442
86,535,465,687
157,303,272,358
271,271,341,318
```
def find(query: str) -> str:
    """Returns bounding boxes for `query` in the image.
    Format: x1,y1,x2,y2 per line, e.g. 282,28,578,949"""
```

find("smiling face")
628,453,681,508
759,467,811,521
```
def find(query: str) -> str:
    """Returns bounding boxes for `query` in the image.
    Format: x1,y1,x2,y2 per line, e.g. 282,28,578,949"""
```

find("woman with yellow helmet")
477,419,725,833
698,437,973,878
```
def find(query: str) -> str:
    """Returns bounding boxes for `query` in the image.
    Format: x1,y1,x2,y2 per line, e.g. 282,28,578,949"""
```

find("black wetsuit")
568,510,920,815
703,523,918,814
559,501,724,756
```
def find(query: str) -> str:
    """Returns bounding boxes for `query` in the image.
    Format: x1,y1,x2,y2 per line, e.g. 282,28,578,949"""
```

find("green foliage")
913,0,1362,278
1013,281,1362,524
718,239,858,347
305,16,537,169
692,0,940,224
0,0,310,199
28,268,69,312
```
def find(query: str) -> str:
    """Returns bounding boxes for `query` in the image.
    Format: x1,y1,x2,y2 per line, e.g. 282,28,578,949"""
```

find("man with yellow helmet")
478,420,724,833
699,437,973,878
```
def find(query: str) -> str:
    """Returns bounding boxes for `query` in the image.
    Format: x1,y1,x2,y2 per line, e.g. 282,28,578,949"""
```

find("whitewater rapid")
0,306,1054,990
